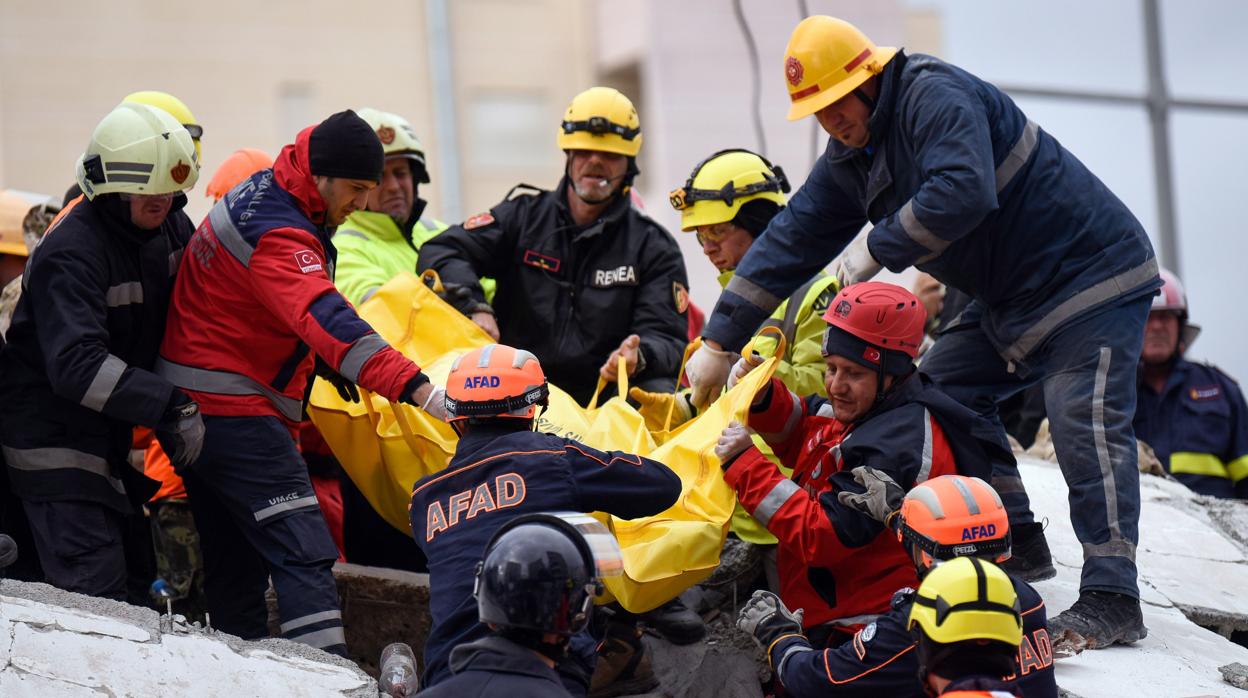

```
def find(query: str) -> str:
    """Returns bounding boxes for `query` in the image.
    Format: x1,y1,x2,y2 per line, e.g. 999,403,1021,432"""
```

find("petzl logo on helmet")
834,299,852,318
170,160,191,185
786,56,804,87
377,126,396,145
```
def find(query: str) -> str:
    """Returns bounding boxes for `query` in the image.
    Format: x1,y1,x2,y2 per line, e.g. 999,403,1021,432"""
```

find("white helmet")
75,102,200,200
355,107,430,183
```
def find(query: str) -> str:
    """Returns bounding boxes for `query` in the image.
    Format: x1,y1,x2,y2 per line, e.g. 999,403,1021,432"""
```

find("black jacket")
418,181,689,403
771,576,1055,698
0,194,193,512
415,635,572,697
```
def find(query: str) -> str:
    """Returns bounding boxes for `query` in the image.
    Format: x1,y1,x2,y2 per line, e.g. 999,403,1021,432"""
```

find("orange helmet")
205,148,274,201
445,344,549,425
897,475,1011,570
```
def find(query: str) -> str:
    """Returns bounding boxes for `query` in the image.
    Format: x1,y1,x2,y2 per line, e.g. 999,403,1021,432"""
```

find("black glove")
155,390,205,470
315,358,359,403
736,590,804,649
438,282,493,318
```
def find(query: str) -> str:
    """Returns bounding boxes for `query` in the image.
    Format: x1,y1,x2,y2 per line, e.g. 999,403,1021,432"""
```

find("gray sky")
910,0,1248,383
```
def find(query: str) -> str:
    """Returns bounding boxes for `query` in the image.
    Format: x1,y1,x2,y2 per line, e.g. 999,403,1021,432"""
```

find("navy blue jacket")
0,194,192,512
705,51,1158,362
410,425,681,687
770,577,1055,698
415,635,572,697
1135,357,1248,499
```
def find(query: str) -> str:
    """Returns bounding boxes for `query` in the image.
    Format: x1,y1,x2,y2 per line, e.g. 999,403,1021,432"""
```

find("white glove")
726,355,758,390
412,384,447,422
829,228,882,287
715,421,756,465
687,342,734,410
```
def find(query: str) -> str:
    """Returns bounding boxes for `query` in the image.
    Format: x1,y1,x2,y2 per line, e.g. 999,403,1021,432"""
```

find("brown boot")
589,622,659,697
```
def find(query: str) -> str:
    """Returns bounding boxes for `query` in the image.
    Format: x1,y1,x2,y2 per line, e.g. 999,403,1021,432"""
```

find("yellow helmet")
557,87,642,157
124,90,203,162
908,557,1022,648
669,149,789,231
355,107,430,183
783,16,897,121
76,102,200,201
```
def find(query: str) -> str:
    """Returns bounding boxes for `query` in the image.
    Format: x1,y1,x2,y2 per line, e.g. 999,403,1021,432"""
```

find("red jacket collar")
274,126,328,227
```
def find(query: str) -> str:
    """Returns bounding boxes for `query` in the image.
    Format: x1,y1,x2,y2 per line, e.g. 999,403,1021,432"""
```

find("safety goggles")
561,116,639,141
694,223,737,247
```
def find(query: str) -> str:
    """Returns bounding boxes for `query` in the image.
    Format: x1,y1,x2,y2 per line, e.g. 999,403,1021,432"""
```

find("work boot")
1000,522,1056,582
589,623,660,698
640,595,707,645
1049,590,1147,656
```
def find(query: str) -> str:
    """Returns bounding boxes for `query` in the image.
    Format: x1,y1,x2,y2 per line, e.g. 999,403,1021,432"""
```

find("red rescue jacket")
159,126,423,422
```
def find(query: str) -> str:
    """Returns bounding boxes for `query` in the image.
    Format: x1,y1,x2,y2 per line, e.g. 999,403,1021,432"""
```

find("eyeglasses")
694,224,735,247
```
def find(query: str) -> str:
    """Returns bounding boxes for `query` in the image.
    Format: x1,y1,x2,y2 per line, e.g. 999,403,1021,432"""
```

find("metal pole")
1143,0,1180,271
426,0,464,222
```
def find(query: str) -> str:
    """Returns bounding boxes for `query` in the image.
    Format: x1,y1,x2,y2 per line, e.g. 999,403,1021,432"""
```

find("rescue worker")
1135,268,1248,499
409,344,681,694
418,87,689,405
333,108,490,307
158,110,445,657
630,149,838,427
205,148,273,202
687,15,1158,648
0,102,202,600
417,513,618,697
741,475,1055,697
715,282,1013,647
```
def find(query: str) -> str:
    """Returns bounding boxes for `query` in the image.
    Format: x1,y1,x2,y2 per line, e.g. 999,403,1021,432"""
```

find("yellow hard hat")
669,149,789,231
355,108,430,183
124,90,203,162
76,102,200,200
907,557,1022,648
783,16,897,121
557,87,642,157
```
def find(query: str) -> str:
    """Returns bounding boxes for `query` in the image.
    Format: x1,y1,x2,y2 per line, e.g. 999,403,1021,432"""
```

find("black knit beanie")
733,199,781,238
309,110,384,183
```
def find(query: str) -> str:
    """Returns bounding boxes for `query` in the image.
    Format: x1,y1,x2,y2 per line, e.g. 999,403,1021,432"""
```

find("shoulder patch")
293,249,323,274
673,281,690,314
464,212,495,230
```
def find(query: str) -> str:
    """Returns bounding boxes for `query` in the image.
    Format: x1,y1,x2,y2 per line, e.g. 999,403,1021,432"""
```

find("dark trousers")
922,296,1150,597
23,499,126,600
181,415,346,656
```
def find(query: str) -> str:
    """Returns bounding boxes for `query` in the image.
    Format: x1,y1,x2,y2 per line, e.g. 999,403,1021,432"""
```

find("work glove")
836,466,905,528
726,354,762,390
155,390,205,471
687,342,734,410
715,421,755,468
829,228,882,288
408,382,448,422
629,387,695,431
314,358,359,403
736,590,804,649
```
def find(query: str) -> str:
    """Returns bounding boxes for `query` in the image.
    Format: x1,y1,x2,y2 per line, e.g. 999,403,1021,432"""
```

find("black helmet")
473,514,603,637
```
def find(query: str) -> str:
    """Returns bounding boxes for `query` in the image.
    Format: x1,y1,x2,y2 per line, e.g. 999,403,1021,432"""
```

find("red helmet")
897,475,1011,571
821,281,926,376
1152,267,1188,316
445,344,548,425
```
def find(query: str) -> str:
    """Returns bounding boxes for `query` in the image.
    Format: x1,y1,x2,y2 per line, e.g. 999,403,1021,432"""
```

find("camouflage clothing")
148,498,206,621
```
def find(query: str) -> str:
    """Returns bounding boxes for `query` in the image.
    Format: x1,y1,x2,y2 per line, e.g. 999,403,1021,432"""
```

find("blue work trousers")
922,296,1150,597
180,415,346,656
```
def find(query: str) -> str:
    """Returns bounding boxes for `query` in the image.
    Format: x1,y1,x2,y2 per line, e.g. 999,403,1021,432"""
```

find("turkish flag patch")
464,212,495,230
293,249,323,274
